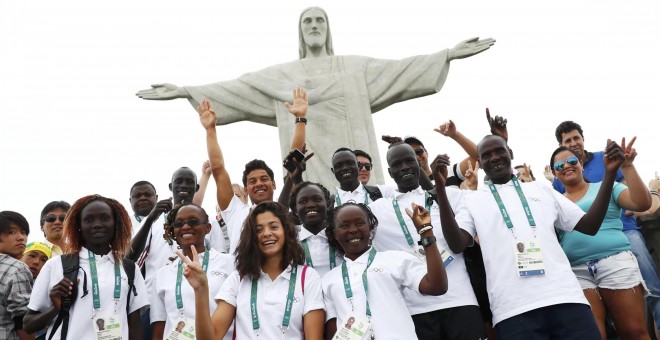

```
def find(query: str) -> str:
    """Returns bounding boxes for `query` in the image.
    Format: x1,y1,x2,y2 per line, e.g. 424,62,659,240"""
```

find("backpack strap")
49,254,80,340
121,258,137,314
363,185,383,202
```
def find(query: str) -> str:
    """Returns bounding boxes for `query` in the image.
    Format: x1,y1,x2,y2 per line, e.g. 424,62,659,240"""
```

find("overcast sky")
1,0,659,239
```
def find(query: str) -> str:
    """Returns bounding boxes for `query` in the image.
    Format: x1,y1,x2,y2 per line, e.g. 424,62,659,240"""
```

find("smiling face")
245,169,275,204
387,144,420,193
333,205,372,260
255,211,286,259
356,155,371,185
295,185,327,228
170,168,199,204
21,250,49,278
41,208,67,243
478,135,512,184
172,205,211,250
332,151,360,191
130,184,157,217
80,200,116,253
300,8,328,50
552,149,583,186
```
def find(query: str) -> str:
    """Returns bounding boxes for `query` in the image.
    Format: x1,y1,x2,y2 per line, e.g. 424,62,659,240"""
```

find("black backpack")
48,254,137,340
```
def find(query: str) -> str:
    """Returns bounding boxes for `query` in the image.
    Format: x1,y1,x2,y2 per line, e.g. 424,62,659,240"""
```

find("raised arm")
135,83,191,100
126,197,173,261
434,119,478,176
284,87,308,152
198,99,235,211
574,140,625,235
614,137,652,212
192,160,212,206
432,154,473,253
405,203,448,295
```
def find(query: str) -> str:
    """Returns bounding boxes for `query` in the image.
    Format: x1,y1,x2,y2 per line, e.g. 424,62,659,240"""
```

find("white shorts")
572,250,645,290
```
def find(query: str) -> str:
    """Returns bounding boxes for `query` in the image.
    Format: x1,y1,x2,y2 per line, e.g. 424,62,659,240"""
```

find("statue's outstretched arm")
448,37,496,61
136,83,191,100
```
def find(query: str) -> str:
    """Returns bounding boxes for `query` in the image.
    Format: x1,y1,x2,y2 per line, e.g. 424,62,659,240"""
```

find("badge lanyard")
341,248,377,317
392,192,431,248
301,239,336,270
176,248,210,311
486,177,537,238
251,266,298,339
88,250,121,314
335,191,369,207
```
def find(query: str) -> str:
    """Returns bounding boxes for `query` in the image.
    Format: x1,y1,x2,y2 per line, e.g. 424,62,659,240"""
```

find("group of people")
2,81,660,340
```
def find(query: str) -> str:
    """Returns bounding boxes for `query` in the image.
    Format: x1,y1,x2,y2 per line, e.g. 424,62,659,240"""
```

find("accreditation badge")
93,314,122,340
412,244,455,267
165,317,196,340
514,239,545,276
332,313,373,340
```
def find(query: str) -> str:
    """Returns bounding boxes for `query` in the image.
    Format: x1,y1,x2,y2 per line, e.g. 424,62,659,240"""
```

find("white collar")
394,186,425,199
298,225,328,241
336,182,366,195
343,247,374,265
80,246,115,263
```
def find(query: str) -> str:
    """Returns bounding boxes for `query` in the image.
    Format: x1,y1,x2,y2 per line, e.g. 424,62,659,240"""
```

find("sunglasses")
414,148,425,156
172,219,203,228
553,156,579,172
358,162,373,171
45,214,66,223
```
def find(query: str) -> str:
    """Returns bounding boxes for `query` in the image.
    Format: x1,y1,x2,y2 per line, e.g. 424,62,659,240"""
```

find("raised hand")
135,83,189,100
284,87,308,118
176,246,208,291
49,278,74,312
463,160,480,190
517,163,533,183
405,202,432,231
381,135,403,145
620,136,638,168
543,165,555,182
434,120,457,138
149,197,173,220
603,139,625,173
197,99,217,129
431,154,451,186
202,160,212,176
486,108,508,141
448,37,496,61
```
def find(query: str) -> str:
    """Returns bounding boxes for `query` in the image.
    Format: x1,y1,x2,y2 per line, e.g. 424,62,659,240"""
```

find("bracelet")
295,117,307,124
417,224,433,235
651,191,659,197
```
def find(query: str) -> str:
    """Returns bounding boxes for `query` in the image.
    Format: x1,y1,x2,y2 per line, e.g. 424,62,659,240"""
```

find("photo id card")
93,314,122,340
166,317,196,340
514,239,545,276
332,313,372,340
412,244,455,267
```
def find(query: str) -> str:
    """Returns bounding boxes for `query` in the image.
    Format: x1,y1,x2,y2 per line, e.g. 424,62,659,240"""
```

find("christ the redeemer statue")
136,7,495,192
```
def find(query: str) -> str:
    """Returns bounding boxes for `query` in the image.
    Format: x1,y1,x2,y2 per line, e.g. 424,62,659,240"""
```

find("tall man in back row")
136,7,495,191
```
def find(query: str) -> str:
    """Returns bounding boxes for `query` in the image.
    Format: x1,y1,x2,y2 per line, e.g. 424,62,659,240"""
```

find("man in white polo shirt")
435,134,623,339
331,148,395,206
370,142,486,339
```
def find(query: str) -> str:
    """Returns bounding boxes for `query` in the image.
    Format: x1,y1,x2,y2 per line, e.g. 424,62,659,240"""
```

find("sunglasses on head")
45,214,66,223
553,156,579,172
172,219,203,228
358,162,373,171
414,148,425,156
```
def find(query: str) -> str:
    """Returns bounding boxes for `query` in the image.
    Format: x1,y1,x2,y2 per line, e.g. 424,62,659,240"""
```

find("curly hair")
241,159,275,187
325,202,378,257
163,203,210,246
288,181,332,221
235,202,304,280
554,121,584,144
62,195,132,261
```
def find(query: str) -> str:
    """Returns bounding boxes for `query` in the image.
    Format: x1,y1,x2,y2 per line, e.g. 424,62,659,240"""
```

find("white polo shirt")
322,249,425,340
220,195,251,255
151,248,234,340
333,183,396,207
370,186,478,314
28,247,149,340
216,264,324,339
298,226,342,278
130,214,145,238
454,180,588,325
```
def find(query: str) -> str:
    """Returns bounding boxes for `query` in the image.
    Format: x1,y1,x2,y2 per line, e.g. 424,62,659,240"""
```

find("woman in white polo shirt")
151,203,235,340
322,202,448,339
178,201,325,339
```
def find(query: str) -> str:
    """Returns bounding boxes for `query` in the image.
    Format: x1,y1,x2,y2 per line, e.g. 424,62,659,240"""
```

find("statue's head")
298,7,334,59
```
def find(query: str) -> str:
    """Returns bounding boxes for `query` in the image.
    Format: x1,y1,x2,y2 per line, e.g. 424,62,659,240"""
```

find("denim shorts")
572,250,645,290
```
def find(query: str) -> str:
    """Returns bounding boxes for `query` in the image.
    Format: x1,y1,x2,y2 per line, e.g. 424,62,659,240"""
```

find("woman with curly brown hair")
24,195,148,340
178,201,325,339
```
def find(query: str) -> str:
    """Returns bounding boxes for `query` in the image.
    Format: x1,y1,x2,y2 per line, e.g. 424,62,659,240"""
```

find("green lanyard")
341,248,377,317
134,214,142,223
335,190,369,206
250,266,298,337
88,250,121,311
301,238,336,270
487,177,536,236
392,192,431,247
176,248,209,310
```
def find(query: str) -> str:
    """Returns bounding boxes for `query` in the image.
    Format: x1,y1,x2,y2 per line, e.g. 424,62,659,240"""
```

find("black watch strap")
295,117,308,124
418,236,437,248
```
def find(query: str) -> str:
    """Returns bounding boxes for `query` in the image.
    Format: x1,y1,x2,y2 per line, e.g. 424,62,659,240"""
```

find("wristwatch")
418,236,437,248
295,117,308,124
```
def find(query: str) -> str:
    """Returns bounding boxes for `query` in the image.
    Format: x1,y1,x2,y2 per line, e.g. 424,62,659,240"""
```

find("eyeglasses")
358,162,373,171
414,148,425,156
44,214,66,223
552,156,579,172
172,219,203,228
